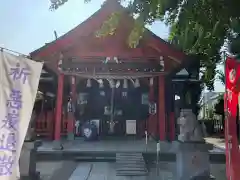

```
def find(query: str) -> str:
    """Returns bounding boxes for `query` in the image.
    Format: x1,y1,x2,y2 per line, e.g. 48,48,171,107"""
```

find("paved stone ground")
210,164,226,180
36,138,227,179
36,161,226,180
38,139,224,154
36,161,64,180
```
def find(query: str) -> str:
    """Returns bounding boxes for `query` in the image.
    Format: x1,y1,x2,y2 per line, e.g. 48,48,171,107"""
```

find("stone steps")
116,153,148,176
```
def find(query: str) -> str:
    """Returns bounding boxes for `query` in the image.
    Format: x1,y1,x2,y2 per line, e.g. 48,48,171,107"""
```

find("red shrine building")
30,1,200,142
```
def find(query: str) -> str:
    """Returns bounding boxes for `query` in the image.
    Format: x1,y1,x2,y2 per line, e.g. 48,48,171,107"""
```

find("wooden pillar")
54,73,64,141
158,75,166,141
67,76,76,140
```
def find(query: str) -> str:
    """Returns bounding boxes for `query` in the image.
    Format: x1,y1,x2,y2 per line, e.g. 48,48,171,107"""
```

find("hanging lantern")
116,80,121,88
71,76,75,85
160,56,164,70
98,79,105,95
150,77,154,86
86,79,91,87
98,79,104,88
103,57,111,64
122,79,128,97
134,79,140,88
109,79,115,88
113,56,119,63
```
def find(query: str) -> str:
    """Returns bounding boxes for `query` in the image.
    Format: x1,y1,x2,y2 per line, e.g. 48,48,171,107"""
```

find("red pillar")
67,76,76,140
158,75,166,141
225,57,240,180
54,73,64,141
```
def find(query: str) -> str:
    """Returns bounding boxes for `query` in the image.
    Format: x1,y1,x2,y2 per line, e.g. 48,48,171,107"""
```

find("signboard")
149,102,157,115
141,93,149,105
0,51,43,179
126,120,136,135
225,57,240,180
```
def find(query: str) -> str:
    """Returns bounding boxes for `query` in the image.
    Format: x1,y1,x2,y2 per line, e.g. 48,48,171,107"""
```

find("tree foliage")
50,0,240,90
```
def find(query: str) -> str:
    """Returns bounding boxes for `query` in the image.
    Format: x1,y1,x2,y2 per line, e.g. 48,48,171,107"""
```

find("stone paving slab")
36,161,227,180
86,162,113,180
36,161,63,180
210,164,226,180
69,163,92,180
50,161,78,180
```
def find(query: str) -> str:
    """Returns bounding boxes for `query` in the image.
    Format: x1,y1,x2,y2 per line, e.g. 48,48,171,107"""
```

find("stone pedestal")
20,140,42,180
173,141,213,180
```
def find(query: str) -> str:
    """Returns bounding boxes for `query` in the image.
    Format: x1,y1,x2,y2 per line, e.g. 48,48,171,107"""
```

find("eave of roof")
30,0,189,68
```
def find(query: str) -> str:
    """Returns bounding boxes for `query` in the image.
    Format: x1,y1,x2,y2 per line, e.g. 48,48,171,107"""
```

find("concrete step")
116,163,146,167
117,154,142,157
75,156,115,162
117,156,143,158
117,167,147,171
116,171,148,176
116,153,148,176
116,159,144,162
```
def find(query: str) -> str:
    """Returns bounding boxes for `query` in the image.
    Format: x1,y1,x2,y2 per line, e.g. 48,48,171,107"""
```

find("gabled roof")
30,1,125,58
31,1,187,59
30,0,192,77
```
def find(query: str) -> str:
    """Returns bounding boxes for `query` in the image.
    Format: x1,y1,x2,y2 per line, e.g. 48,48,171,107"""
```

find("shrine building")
30,0,201,142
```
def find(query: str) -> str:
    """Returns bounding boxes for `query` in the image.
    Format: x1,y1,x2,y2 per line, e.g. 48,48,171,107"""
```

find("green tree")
50,0,240,90
216,69,225,85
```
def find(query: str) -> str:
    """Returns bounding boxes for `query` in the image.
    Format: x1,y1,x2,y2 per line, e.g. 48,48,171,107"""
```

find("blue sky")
0,0,223,91
0,0,168,54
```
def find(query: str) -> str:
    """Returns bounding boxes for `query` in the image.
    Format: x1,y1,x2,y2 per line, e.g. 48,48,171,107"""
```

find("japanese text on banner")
0,63,30,176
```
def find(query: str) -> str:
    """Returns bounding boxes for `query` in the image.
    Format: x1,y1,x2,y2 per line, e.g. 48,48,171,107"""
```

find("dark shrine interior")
73,79,150,136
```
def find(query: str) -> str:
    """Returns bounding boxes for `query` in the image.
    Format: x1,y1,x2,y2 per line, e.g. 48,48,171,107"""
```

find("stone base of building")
173,141,213,180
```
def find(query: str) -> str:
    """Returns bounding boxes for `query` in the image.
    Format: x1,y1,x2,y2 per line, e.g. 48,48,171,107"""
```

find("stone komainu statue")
177,109,205,142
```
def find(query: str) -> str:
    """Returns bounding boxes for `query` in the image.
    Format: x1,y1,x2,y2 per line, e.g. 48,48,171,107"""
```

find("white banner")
0,51,43,180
